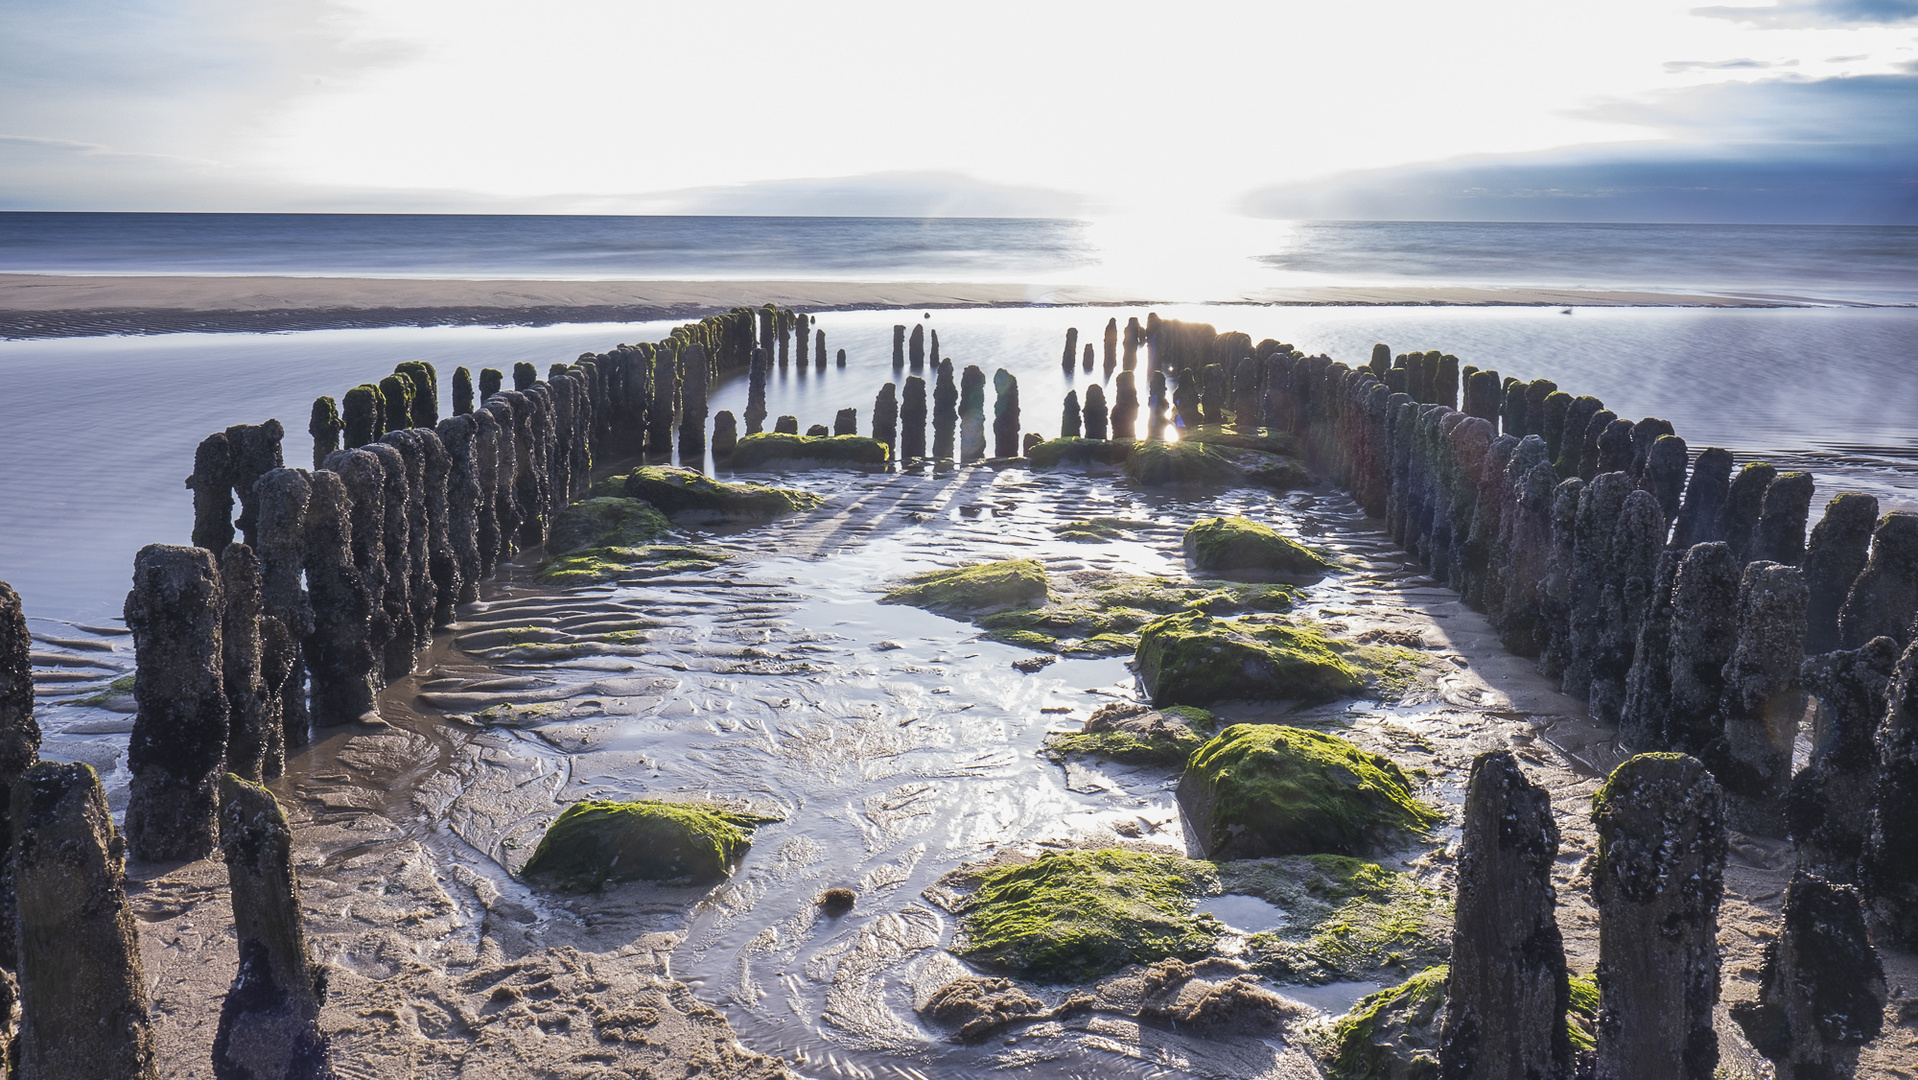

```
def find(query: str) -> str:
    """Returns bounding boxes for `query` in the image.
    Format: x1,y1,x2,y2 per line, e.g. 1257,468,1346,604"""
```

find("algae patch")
547,496,672,554
1178,724,1442,859
1223,855,1452,984
621,465,821,521
1049,517,1153,543
1027,437,1132,471
1044,703,1217,766
730,432,888,469
880,558,1050,616
1136,610,1360,707
984,571,1296,656
1319,965,1449,1080
519,799,782,889
1185,515,1329,580
949,849,1222,983
539,544,731,585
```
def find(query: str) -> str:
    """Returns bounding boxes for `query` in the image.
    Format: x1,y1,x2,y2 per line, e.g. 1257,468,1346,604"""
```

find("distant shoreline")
0,272,1880,339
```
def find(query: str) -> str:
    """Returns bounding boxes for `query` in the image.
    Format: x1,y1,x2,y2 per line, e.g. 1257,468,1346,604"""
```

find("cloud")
1663,58,1796,70
1239,72,1918,223
1692,0,1918,27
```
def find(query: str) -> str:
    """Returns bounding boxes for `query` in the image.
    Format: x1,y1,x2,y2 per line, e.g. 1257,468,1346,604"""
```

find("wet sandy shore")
28,463,1918,1078
0,274,1833,338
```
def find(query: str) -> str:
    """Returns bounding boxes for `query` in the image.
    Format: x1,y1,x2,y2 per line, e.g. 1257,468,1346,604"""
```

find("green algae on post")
881,558,1049,616
952,849,1220,983
730,432,888,469
519,798,781,889
1185,515,1330,580
1136,610,1361,707
621,465,821,521
1178,724,1440,859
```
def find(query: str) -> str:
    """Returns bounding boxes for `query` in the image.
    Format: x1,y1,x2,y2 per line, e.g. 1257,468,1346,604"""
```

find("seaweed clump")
730,432,888,469
1027,437,1133,471
1177,724,1441,859
1185,515,1329,579
881,558,1050,616
621,465,821,521
951,849,1220,983
982,572,1296,656
1321,965,1449,1080
519,799,780,889
1135,610,1361,706
547,497,671,554
1049,517,1152,543
1125,440,1242,487
1225,855,1452,984
538,544,731,585
1043,703,1217,765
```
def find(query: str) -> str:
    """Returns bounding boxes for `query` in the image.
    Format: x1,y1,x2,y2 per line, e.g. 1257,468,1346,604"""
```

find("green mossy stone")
621,465,822,521
882,558,1050,616
1230,855,1451,983
1181,425,1301,457
1043,729,1205,765
1028,437,1132,471
1185,516,1330,580
1566,972,1598,1052
1322,965,1448,1080
1125,440,1242,487
538,544,730,585
1177,724,1440,859
731,432,888,469
519,799,779,889
953,849,1220,983
547,497,672,554
1049,517,1150,543
1135,610,1360,707
981,572,1296,656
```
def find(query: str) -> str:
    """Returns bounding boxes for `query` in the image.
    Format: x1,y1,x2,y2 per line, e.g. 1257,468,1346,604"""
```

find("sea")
1,212,1915,624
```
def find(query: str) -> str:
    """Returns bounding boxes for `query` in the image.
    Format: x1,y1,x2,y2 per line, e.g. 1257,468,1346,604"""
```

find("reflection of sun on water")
1073,214,1314,299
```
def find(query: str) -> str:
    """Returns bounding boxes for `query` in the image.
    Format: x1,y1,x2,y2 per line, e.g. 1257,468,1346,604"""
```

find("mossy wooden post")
340,384,381,449
1539,390,1571,463
1861,637,1918,946
757,306,776,370
1714,561,1807,834
1439,750,1571,1080
1082,343,1095,372
836,348,847,368
255,468,313,752
873,383,899,461
0,581,43,973
416,427,457,628
322,448,390,652
124,544,225,862
1665,542,1740,754
902,375,928,460
1553,394,1597,474
220,543,276,784
1102,317,1118,377
795,312,810,367
189,431,237,553
1722,461,1777,565
213,775,331,1079
1589,489,1665,724
396,360,438,427
1564,471,1631,701
377,375,413,440
12,762,155,1080
992,369,1020,458
1200,363,1226,425
228,420,286,552
1735,873,1885,1080
1060,390,1081,438
776,309,793,367
307,397,342,471
470,407,502,576
1061,327,1077,371
833,408,858,436
452,366,474,415
363,442,414,682
678,342,710,460
960,365,986,462
908,323,925,368
1619,549,1680,750
479,367,502,400
745,347,769,435
1670,446,1732,549
1801,493,1877,655
892,324,905,369
1591,753,1725,1080
1122,317,1142,371
1837,511,1918,649
1792,637,1899,881
815,328,827,371
928,328,939,369
1147,368,1167,439
647,344,677,457
512,361,536,392
933,358,957,460
1083,383,1108,441
1369,342,1391,375
301,471,380,728
712,411,738,462
775,415,798,435
1111,370,1139,440
1751,471,1815,567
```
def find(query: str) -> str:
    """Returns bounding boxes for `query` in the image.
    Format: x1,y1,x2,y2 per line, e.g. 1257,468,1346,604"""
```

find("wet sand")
33,462,1916,1078
0,273,1831,338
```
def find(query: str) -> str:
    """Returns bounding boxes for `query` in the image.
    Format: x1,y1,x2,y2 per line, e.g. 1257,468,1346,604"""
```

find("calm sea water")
3,213,1914,303
4,305,1916,623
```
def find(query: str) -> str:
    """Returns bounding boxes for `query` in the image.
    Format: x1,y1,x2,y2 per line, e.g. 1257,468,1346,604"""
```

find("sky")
1,0,1915,221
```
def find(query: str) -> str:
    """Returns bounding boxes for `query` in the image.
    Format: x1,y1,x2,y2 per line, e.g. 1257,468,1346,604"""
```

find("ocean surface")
3,213,1915,303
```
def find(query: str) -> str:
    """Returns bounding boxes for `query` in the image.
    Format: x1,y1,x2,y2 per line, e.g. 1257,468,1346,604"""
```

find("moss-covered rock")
951,849,1220,983
519,798,780,889
1226,855,1452,983
1320,965,1448,1080
621,465,821,521
1028,437,1132,471
1125,440,1243,487
730,432,888,469
1181,425,1301,457
1185,516,1330,580
1136,611,1361,707
538,544,731,585
1050,517,1152,543
983,572,1295,656
547,496,672,554
1043,702,1216,765
1178,724,1441,859
881,558,1049,616
1566,971,1598,1053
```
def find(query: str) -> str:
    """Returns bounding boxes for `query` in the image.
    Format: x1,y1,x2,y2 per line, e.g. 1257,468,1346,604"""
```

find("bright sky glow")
2,0,1915,215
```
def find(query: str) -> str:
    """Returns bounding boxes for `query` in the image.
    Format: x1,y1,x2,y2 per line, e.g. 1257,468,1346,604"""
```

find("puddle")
1277,980,1388,1018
